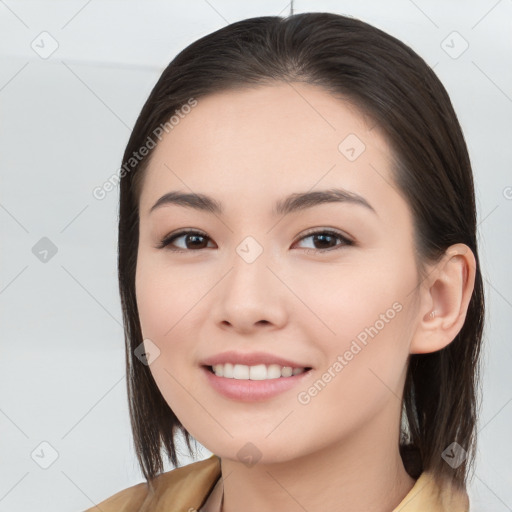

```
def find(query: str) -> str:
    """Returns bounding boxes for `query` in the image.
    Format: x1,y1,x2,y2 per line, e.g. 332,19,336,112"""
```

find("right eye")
156,229,216,252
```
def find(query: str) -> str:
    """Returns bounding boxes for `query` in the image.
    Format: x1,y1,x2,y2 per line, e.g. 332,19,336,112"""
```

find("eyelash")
156,228,354,253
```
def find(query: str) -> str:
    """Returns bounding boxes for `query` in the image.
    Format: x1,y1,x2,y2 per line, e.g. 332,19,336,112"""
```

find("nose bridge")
214,233,286,329
228,234,272,300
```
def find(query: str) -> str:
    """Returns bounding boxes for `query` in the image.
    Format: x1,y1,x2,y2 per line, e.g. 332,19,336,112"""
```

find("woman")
86,12,484,512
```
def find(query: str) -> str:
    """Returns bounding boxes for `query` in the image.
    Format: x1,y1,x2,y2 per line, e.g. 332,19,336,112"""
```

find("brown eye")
294,230,353,252
157,230,214,251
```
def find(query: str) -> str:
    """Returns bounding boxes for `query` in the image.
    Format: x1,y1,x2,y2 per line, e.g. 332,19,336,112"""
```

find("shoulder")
83,455,221,512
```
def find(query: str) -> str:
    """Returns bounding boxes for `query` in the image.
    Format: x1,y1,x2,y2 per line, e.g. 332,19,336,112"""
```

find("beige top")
84,454,469,511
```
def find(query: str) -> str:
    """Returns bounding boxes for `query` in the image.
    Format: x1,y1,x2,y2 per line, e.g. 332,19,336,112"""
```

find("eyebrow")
148,188,377,217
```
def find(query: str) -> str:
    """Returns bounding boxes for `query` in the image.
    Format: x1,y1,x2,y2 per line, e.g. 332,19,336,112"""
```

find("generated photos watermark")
92,97,198,200
297,301,403,405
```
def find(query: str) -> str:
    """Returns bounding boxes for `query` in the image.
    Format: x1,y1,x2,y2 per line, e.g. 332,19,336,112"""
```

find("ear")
410,243,476,354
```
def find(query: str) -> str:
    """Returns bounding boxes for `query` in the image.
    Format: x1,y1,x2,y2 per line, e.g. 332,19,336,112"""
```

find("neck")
218,412,415,512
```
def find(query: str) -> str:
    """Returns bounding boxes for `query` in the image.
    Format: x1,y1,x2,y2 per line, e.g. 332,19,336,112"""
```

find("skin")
135,82,476,512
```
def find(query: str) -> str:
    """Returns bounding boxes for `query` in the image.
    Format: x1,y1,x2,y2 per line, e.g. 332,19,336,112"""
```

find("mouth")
201,363,314,401
203,363,313,380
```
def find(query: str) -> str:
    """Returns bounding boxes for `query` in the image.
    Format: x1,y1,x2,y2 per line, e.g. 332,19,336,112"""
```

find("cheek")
135,256,200,340
293,295,411,436
135,264,200,426
291,258,409,337
293,261,414,394
136,277,177,339
135,257,205,392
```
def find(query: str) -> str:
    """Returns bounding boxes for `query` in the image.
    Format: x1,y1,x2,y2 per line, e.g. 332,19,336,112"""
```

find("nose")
211,244,288,334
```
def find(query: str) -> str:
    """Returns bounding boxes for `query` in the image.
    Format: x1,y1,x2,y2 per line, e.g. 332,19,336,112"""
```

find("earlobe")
410,243,476,354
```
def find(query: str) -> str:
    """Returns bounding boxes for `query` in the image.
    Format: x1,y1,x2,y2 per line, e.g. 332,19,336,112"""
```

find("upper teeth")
212,363,306,380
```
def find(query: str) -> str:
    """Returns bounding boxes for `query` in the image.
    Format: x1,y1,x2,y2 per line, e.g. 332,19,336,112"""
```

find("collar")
85,454,469,511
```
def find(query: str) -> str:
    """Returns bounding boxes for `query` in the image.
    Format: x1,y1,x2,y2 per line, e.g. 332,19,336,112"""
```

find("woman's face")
135,82,422,463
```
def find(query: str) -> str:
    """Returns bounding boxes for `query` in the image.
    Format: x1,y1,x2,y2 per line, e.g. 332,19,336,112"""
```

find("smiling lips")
201,350,312,380
201,350,313,401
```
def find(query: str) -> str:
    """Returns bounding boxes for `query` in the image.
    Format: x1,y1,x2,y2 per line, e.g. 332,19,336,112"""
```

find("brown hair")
117,12,484,491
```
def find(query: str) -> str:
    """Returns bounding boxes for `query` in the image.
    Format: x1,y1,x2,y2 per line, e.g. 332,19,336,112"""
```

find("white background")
0,1,511,511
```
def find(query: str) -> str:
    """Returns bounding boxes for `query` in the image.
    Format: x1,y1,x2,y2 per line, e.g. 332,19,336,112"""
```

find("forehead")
139,82,406,223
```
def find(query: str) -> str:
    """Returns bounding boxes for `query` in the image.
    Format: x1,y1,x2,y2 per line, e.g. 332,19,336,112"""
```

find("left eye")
293,230,353,252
